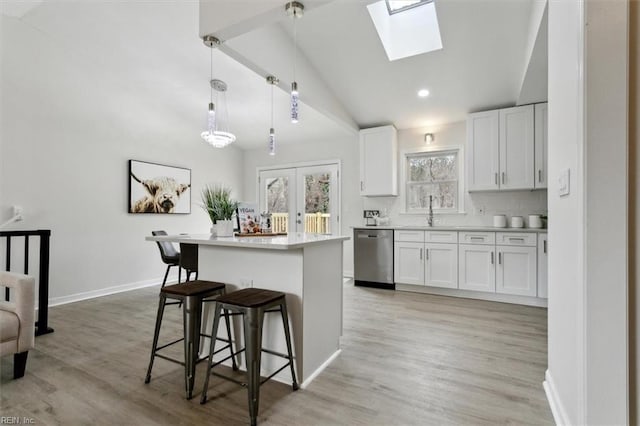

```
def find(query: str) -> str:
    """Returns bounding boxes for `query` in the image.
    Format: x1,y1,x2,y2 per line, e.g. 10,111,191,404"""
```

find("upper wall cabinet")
534,103,548,189
467,104,538,192
359,125,398,196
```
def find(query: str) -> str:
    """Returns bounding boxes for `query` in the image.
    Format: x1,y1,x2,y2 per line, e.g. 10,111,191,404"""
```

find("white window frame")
400,146,465,215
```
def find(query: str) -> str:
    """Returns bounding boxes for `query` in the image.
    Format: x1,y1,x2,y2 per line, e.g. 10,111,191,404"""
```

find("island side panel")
197,244,305,382
302,241,344,381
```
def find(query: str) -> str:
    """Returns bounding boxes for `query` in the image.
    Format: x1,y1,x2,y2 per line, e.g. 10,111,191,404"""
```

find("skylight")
367,0,442,61
385,0,432,15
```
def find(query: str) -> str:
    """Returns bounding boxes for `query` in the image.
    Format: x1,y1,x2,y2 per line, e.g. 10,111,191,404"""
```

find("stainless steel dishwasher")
354,228,394,289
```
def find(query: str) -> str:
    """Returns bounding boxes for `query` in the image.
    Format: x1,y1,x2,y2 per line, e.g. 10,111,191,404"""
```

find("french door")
258,163,339,234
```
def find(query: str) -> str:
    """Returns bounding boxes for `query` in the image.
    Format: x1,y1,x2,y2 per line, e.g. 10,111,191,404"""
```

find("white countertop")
147,233,350,250
352,225,548,233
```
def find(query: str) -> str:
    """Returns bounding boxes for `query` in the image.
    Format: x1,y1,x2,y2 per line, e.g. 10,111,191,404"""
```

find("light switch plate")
558,169,570,196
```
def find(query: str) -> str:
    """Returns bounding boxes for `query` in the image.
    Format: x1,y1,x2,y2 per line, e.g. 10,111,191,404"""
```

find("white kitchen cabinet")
538,233,548,298
359,125,398,196
458,244,496,292
534,103,548,189
467,104,536,191
499,105,535,190
467,110,500,191
496,245,537,297
425,243,458,289
394,242,424,285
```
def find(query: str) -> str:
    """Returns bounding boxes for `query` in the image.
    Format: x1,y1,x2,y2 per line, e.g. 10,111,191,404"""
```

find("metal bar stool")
151,230,181,287
200,288,298,426
145,280,237,399
179,243,198,282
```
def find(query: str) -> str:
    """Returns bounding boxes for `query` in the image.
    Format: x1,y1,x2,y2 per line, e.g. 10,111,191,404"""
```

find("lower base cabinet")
496,246,537,297
458,244,496,292
394,242,424,285
425,243,458,289
390,229,547,305
537,234,548,298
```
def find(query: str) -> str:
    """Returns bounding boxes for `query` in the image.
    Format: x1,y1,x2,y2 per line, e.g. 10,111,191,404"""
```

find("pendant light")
266,75,279,156
285,1,304,124
201,35,236,148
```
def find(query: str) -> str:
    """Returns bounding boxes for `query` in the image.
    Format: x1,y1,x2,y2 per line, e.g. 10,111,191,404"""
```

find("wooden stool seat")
162,280,225,297
215,288,285,308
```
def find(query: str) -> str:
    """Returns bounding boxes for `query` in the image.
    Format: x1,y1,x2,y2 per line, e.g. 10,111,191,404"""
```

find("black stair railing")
1,229,53,336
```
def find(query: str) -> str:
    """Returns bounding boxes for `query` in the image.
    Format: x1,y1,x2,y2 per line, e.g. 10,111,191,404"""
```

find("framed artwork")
128,160,191,214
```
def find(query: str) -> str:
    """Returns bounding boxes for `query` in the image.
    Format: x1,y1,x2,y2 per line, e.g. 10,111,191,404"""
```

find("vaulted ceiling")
2,0,548,150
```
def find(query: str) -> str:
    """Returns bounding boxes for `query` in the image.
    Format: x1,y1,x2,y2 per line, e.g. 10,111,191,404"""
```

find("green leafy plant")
201,184,238,224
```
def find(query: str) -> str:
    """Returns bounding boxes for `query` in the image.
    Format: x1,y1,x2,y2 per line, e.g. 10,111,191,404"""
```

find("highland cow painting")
129,160,191,214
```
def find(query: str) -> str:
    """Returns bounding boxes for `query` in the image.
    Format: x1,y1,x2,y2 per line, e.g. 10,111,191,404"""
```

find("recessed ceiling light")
418,89,430,97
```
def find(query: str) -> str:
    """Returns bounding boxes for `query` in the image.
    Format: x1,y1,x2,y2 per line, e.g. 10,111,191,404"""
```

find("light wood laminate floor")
1,280,553,425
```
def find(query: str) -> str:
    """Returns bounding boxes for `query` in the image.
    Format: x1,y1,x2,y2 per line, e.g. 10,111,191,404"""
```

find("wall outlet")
13,206,23,217
239,278,253,288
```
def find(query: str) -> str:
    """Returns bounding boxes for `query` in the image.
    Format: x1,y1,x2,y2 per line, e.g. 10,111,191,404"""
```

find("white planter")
216,219,234,237
210,224,217,236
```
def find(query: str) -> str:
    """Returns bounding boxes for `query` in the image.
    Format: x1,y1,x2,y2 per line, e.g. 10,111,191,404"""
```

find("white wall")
546,1,629,424
0,15,245,304
583,1,629,423
363,121,547,227
545,2,586,423
242,136,360,276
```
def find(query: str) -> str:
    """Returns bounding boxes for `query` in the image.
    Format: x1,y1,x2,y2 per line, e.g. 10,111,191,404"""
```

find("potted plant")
201,184,238,237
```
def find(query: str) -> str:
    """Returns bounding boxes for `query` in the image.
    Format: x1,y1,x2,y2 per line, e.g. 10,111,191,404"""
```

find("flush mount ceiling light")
201,35,236,148
418,89,430,97
285,1,304,124
266,75,279,156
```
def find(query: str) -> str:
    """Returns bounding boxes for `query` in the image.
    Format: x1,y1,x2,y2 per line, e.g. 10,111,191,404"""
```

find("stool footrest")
155,337,184,352
260,362,292,385
155,353,186,366
261,347,292,360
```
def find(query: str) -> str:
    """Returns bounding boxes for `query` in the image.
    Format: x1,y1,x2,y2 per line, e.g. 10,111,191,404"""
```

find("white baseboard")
543,369,569,426
343,270,353,278
47,276,175,308
300,349,341,389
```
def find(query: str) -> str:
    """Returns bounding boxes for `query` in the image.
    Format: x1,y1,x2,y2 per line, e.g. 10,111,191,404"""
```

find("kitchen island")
146,232,349,387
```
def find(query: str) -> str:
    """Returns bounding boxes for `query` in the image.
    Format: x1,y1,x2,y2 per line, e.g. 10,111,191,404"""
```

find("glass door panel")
258,168,295,233
296,164,338,234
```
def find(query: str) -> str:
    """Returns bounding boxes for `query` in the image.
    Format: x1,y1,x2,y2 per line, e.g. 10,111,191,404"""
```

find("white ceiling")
3,0,546,150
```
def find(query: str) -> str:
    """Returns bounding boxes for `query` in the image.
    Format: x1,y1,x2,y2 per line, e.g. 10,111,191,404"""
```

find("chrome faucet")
427,195,434,227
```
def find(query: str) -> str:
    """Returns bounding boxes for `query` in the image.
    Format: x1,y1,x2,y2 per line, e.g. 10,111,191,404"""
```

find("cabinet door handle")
501,172,506,184
491,252,494,264
470,237,484,241
360,181,364,191
498,252,502,265
495,173,498,185
420,248,423,260
538,169,542,183
544,240,547,254
426,248,429,260
508,238,525,243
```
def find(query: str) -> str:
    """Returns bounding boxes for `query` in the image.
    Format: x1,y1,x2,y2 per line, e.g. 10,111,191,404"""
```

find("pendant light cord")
293,13,297,82
271,83,274,127
209,46,213,104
